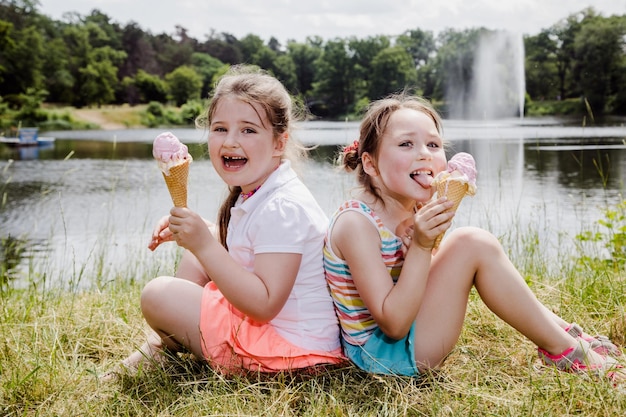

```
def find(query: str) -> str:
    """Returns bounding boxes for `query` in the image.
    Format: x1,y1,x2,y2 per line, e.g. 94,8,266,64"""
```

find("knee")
445,227,502,255
140,276,175,318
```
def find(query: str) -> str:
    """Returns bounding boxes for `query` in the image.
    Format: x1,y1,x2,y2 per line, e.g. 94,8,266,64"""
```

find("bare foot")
101,332,168,382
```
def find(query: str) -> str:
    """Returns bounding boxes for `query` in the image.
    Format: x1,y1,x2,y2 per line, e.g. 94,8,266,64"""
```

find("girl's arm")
333,199,454,340
168,207,299,322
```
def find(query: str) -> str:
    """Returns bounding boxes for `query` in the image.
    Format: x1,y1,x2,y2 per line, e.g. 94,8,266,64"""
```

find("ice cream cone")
162,159,190,207
433,180,470,249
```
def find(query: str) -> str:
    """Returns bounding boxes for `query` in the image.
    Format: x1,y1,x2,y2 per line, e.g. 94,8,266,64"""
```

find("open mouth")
410,169,433,188
223,156,247,168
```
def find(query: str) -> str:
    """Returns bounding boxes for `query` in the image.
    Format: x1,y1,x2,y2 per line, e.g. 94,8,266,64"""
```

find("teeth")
223,155,247,168
411,170,432,176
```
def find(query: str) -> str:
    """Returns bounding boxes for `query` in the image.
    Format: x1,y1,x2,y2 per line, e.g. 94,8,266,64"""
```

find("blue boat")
0,127,55,147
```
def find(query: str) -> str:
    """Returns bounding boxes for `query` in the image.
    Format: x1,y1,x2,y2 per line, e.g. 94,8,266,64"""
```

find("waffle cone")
162,159,190,207
433,180,470,249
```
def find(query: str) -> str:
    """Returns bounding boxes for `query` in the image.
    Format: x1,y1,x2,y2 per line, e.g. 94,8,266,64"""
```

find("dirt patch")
72,108,130,130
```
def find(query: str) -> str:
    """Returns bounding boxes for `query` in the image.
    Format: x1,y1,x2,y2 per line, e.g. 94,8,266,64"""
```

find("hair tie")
342,139,360,155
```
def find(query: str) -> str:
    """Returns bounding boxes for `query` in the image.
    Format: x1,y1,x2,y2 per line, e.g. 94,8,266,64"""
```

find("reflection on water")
0,120,625,288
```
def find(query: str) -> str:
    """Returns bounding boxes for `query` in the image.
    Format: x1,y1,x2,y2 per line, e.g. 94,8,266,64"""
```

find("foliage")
190,52,225,99
130,69,168,103
1,2,626,124
369,46,417,99
165,65,202,107
12,87,47,125
287,39,322,96
179,99,206,126
525,98,584,116
575,199,626,270
311,38,358,117
141,101,183,127
573,16,624,114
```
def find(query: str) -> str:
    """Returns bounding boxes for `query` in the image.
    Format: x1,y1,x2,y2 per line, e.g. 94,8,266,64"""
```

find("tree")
549,11,584,100
369,46,417,99
165,65,202,106
524,30,559,101
396,28,437,97
0,20,16,85
78,46,126,106
287,39,322,96
0,0,38,29
118,22,159,79
151,32,194,75
250,46,278,74
190,52,224,98
396,28,436,69
59,22,126,106
239,34,265,63
272,54,297,92
133,69,168,103
61,23,92,105
200,31,243,64
41,35,74,103
268,36,281,52
0,24,44,96
14,86,48,124
573,16,623,115
83,9,122,50
348,35,390,102
312,38,357,117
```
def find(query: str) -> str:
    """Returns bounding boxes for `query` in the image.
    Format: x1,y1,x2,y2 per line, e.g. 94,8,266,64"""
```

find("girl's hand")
168,207,213,253
396,217,415,257
411,197,455,250
148,215,173,251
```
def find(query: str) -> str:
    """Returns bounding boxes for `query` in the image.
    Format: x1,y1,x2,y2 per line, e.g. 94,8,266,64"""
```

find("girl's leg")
122,276,206,369
176,250,211,286
412,227,588,370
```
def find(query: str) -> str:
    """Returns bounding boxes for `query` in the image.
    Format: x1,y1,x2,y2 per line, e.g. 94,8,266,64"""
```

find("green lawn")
1,201,625,416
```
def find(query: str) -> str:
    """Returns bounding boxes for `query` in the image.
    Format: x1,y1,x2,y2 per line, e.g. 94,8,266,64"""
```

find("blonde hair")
340,93,443,204
196,64,307,248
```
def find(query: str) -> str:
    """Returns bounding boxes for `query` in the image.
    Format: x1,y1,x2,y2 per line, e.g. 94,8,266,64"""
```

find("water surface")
1,118,624,288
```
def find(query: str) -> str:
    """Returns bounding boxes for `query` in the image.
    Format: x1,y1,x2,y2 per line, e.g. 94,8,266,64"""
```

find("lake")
1,118,625,288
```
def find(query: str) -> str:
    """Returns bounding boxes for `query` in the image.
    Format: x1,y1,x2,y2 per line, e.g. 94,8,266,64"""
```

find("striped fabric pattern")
323,200,404,345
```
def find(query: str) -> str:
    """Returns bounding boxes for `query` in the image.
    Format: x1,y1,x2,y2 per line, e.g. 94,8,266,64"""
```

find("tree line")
1,0,625,125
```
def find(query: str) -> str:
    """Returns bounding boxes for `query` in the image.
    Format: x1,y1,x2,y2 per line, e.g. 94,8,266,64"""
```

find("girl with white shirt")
116,65,344,376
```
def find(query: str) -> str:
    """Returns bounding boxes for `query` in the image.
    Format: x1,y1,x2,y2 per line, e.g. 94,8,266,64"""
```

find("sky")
38,0,626,44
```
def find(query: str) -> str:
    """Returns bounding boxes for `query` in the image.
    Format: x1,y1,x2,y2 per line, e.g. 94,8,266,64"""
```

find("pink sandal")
538,341,623,383
565,323,622,357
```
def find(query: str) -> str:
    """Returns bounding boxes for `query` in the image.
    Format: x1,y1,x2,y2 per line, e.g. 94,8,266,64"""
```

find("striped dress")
323,200,404,346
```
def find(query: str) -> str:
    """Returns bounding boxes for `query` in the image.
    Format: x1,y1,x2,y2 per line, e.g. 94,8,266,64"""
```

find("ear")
361,152,379,177
273,132,288,156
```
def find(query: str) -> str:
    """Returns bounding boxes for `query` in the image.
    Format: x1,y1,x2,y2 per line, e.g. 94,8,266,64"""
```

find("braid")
217,186,241,250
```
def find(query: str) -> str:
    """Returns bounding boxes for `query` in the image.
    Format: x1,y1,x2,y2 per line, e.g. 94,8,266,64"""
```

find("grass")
1,205,626,416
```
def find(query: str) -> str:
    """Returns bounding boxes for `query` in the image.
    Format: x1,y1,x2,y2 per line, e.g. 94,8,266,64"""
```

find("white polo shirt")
226,160,340,352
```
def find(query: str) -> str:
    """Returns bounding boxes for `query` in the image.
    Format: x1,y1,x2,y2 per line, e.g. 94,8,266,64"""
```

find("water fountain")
446,30,526,120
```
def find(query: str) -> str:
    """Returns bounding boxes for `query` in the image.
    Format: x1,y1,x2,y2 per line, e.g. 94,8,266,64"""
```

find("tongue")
413,173,433,188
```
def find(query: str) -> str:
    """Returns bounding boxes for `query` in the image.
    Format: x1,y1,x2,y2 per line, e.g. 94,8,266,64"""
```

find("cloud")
39,0,626,43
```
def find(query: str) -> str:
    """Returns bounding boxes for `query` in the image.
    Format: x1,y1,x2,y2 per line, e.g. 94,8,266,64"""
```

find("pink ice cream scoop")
153,131,192,207
153,131,191,175
445,152,477,192
431,152,477,249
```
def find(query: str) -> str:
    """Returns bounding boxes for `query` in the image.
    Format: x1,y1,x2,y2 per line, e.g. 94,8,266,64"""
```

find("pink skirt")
199,282,345,375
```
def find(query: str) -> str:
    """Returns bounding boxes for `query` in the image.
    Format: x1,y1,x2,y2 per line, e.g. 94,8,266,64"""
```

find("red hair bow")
343,139,360,155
